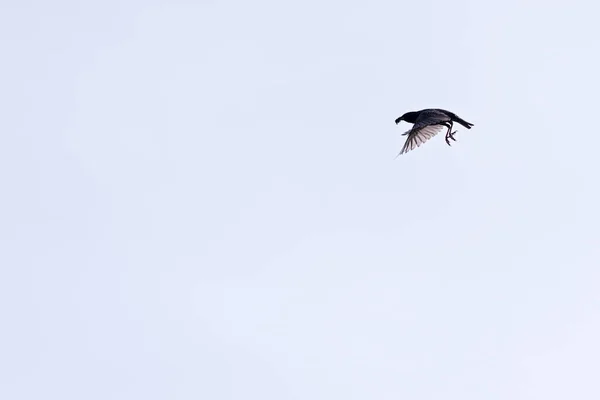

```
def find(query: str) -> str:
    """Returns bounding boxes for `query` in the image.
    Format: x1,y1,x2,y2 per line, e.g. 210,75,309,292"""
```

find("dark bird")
394,109,474,156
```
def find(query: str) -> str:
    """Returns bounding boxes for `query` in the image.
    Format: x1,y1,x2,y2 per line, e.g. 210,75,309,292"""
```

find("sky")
1,0,600,399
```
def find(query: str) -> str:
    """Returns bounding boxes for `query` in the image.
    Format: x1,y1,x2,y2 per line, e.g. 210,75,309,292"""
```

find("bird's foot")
445,131,457,146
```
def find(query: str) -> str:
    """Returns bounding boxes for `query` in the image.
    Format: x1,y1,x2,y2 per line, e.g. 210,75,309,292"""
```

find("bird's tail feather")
452,115,474,129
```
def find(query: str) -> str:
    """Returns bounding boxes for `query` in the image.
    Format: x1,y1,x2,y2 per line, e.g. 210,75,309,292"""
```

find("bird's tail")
452,115,474,129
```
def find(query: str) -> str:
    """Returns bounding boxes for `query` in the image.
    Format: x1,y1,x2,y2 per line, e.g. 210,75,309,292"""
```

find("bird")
394,108,474,156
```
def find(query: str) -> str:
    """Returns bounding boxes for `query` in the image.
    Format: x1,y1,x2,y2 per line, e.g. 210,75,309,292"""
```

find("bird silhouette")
394,109,474,156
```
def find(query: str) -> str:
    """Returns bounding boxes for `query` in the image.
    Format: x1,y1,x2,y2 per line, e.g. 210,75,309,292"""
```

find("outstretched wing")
397,110,451,156
397,124,444,156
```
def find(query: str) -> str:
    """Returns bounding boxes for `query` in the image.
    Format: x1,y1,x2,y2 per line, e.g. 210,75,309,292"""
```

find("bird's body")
394,108,474,156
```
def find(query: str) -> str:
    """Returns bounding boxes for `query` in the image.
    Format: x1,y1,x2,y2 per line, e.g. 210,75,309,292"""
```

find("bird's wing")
397,111,451,156
397,124,444,156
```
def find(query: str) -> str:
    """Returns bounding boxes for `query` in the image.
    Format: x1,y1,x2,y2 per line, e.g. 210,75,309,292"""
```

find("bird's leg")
448,122,456,139
442,122,455,146
449,130,457,141
448,121,458,141
449,126,457,142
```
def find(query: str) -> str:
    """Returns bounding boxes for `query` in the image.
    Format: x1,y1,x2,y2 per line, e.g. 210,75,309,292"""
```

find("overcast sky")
2,0,600,399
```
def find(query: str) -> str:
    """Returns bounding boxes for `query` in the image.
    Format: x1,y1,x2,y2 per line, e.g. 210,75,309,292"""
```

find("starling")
394,109,474,156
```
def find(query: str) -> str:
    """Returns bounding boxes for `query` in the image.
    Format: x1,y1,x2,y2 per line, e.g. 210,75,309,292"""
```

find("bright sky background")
2,1,600,399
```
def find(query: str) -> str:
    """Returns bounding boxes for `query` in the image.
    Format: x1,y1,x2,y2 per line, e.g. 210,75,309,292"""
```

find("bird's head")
395,111,419,125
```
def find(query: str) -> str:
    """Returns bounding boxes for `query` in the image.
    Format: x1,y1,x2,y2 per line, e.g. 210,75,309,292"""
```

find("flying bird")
394,109,474,156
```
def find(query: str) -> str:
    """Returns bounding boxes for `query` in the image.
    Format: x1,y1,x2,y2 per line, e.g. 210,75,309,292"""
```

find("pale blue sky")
2,1,600,399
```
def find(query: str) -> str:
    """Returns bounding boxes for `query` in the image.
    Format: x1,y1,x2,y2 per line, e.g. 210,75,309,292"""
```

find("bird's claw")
445,131,457,146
